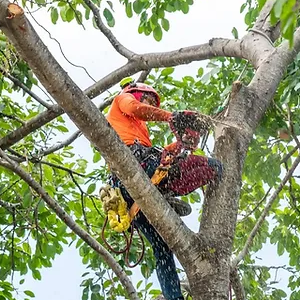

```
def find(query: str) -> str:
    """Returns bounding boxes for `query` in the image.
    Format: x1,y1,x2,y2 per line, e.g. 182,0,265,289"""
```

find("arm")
116,93,171,121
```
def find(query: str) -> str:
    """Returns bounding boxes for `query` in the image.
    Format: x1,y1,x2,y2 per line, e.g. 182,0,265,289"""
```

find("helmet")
120,79,160,107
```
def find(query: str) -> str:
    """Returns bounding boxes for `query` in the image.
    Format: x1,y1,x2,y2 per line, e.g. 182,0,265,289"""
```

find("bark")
1,1,300,300
0,0,198,259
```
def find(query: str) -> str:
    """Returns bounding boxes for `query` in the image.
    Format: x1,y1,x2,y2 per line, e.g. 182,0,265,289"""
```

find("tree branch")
280,145,299,164
230,268,245,300
232,154,300,268
252,0,281,42
137,70,151,83
40,130,82,156
0,60,140,150
238,187,272,223
7,151,89,178
0,149,139,300
82,0,135,59
0,199,20,211
37,94,114,157
0,67,52,108
0,1,198,259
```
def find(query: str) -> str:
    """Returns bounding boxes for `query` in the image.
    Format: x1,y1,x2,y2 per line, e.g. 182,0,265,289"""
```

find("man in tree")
105,79,222,300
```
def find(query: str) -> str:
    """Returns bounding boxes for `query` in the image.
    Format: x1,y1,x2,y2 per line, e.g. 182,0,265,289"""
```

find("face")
141,92,158,107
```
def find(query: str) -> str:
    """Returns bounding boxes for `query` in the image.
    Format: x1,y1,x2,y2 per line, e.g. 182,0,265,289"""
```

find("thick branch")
230,269,245,300
232,154,300,267
241,1,280,69
38,94,114,157
0,61,138,150
253,0,280,42
142,38,243,68
82,0,135,59
0,15,244,151
0,1,197,257
0,150,139,300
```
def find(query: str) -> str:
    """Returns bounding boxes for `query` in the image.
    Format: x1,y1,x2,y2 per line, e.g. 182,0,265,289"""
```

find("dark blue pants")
113,149,184,300
134,212,183,300
112,145,221,300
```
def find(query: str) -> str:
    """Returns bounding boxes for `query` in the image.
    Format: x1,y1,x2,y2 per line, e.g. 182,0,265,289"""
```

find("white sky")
10,1,290,299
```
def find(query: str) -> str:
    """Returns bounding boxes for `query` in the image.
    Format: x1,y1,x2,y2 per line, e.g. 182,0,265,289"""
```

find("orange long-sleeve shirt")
107,93,172,147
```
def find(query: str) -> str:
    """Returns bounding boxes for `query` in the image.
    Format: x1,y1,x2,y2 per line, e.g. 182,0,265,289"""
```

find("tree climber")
104,78,223,300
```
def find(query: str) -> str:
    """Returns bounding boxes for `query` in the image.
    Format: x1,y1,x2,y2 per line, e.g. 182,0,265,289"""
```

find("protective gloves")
169,111,211,150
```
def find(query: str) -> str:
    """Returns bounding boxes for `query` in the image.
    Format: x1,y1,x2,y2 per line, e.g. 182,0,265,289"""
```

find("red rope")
101,217,145,268
229,283,232,300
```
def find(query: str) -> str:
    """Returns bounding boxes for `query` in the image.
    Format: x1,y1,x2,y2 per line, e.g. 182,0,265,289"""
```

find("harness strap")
129,166,169,220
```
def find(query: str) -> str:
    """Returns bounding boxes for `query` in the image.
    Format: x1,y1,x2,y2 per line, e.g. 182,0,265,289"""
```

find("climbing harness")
99,143,179,267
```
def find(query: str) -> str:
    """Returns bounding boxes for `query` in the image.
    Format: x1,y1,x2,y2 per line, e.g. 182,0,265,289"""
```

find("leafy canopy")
0,0,300,300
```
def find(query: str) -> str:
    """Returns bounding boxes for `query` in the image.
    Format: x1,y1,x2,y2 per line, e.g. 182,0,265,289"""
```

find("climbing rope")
99,164,170,268
101,217,145,268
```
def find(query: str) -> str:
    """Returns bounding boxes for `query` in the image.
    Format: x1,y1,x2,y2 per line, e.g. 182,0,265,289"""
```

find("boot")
164,196,192,217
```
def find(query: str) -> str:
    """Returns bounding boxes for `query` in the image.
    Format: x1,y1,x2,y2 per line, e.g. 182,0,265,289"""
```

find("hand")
169,111,199,138
181,129,200,150
169,111,206,148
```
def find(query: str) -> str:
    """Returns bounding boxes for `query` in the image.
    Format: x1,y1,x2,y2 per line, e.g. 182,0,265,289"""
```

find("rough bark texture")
1,1,300,300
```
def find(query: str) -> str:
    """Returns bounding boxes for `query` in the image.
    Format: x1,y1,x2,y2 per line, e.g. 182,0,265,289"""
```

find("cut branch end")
7,4,23,19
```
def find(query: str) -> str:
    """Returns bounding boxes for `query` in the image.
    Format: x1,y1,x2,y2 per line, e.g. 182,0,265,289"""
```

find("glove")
169,111,209,149
181,128,200,150
99,185,119,214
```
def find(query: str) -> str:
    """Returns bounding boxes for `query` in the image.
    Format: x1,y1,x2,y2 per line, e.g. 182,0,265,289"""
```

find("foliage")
0,0,300,300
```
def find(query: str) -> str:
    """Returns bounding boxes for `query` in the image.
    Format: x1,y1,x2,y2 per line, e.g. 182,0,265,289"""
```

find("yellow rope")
100,185,131,233
100,167,169,233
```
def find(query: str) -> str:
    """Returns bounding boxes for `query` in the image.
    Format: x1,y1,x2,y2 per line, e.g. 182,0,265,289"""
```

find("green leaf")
107,0,113,11
125,2,133,18
75,10,83,25
91,284,100,293
153,24,162,41
51,8,59,24
24,290,35,297
103,8,115,27
23,191,32,208
258,0,267,9
85,7,91,20
161,18,170,31
231,27,238,39
93,151,101,163
87,183,96,194
181,2,189,14
66,8,75,22
161,67,174,76
23,242,31,255
240,3,247,13
277,242,285,256
273,0,286,18
32,269,41,280
136,280,143,289
197,67,204,77
133,0,144,14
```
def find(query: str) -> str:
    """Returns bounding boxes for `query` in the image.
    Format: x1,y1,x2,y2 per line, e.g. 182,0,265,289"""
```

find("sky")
9,1,290,299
